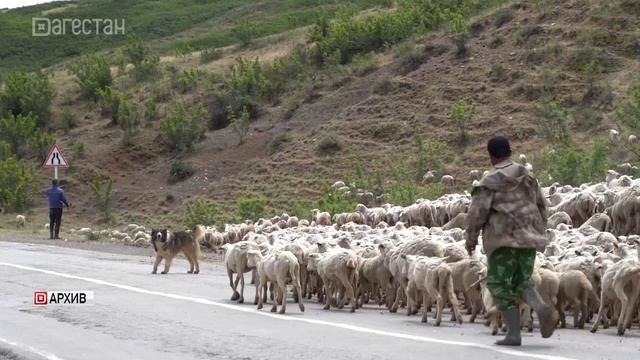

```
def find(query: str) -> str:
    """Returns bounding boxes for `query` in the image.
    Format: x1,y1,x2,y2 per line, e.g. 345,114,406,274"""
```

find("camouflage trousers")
487,247,536,311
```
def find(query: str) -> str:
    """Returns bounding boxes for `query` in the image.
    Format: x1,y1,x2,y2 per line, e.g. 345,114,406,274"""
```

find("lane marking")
0,336,66,360
1,261,577,360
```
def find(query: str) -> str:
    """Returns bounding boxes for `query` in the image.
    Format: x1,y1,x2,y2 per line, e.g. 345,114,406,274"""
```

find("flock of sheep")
213,168,640,337
11,155,640,337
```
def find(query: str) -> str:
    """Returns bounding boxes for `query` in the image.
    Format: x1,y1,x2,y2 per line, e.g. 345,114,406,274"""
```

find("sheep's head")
246,250,263,268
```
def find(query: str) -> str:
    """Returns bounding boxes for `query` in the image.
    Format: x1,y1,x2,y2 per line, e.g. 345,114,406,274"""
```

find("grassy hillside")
0,0,386,75
2,0,640,232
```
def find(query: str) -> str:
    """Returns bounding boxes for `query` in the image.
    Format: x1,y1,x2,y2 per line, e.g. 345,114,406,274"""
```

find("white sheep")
557,270,598,329
440,175,455,190
247,250,305,314
223,241,261,304
422,170,437,183
313,249,359,312
628,134,637,144
15,215,25,228
311,209,331,226
519,154,527,163
609,129,619,142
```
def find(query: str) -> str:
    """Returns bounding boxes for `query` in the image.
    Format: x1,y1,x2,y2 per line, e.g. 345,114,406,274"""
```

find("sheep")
404,254,463,326
450,258,485,322
247,250,305,314
628,134,637,144
609,129,619,142
314,249,359,312
557,270,599,329
610,186,640,236
223,241,261,304
590,258,640,335
422,170,437,183
519,154,527,163
553,191,597,227
332,181,346,189
311,209,332,226
440,175,455,191
580,213,611,233
287,216,299,228
547,211,572,229
15,215,25,228
358,244,393,307
469,169,481,181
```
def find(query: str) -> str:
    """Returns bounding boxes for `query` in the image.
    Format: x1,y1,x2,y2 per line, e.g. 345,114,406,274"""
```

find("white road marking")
1,261,577,360
0,336,66,360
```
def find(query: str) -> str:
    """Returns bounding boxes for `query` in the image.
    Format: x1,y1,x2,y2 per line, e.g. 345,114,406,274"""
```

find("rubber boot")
523,287,556,338
495,308,521,346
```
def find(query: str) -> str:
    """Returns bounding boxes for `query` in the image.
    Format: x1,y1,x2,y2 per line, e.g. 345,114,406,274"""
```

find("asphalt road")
1,240,639,360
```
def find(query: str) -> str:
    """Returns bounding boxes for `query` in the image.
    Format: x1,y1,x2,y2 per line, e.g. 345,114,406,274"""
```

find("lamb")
223,241,262,304
314,249,359,312
557,270,599,329
358,244,393,307
247,250,305,314
404,254,463,326
15,215,25,228
311,209,332,226
547,211,572,229
590,258,640,335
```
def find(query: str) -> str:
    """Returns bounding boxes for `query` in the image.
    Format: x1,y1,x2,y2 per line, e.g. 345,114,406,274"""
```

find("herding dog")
150,225,204,274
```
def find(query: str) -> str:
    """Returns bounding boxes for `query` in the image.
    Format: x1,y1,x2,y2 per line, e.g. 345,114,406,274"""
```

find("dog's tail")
193,225,205,259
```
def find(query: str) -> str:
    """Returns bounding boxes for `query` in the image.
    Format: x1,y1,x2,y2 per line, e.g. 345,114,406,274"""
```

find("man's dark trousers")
49,208,63,239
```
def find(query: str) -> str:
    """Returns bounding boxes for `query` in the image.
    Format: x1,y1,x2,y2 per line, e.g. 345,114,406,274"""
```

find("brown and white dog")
150,225,204,274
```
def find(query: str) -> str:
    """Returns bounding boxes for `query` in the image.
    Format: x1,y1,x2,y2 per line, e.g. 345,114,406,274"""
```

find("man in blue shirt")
45,179,70,239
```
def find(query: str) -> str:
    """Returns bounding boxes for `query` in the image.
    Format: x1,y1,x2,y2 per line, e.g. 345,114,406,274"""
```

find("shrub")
450,99,476,144
395,46,424,75
494,8,514,28
268,133,291,155
373,75,393,95
235,196,267,222
290,200,313,220
388,182,444,206
123,34,148,67
144,98,158,123
183,196,222,228
315,187,357,215
0,157,36,213
535,98,571,143
177,68,199,93
569,47,616,74
573,107,602,130
116,97,139,143
616,78,640,129
316,134,341,155
114,48,127,74
541,141,610,186
0,70,54,127
169,160,194,183
0,113,52,160
234,18,257,47
90,171,115,223
70,54,112,101
96,87,123,125
74,140,85,158
228,106,250,145
60,106,75,134
132,55,160,82
448,12,469,57
200,48,223,64
413,134,448,181
160,100,207,152
29,131,54,163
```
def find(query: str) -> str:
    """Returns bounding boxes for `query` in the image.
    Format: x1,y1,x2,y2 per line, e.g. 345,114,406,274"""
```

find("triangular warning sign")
43,144,69,168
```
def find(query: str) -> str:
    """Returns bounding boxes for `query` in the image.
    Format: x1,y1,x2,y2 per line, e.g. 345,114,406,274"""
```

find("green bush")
569,47,616,74
228,106,250,145
494,8,514,28
316,134,341,155
123,34,148,67
74,140,85,159
234,18,257,47
290,200,314,220
373,75,393,95
169,160,194,183
540,141,610,186
116,97,139,143
448,12,469,56
388,182,444,207
0,113,52,160
450,99,476,144
60,106,75,134
617,78,640,129
90,171,115,223
183,196,222,228
132,55,160,82
0,156,36,213
160,100,207,152
268,133,291,155
395,46,424,75
535,98,571,143
177,68,199,93
413,134,448,181
0,70,54,127
315,188,357,216
70,54,112,101
144,98,158,123
96,87,124,125
200,48,223,64
235,196,267,222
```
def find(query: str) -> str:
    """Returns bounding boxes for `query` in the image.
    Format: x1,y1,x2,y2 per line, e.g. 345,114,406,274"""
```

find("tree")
90,171,115,223
450,100,475,144
123,34,148,67
70,54,112,101
0,157,36,213
0,70,54,127
229,106,250,145
183,196,222,229
235,196,267,222
160,100,207,152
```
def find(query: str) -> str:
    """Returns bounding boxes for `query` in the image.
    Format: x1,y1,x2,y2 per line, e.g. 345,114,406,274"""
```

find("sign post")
43,144,69,179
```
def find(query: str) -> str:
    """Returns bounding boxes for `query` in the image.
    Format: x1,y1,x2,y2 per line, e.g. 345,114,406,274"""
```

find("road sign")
43,144,69,169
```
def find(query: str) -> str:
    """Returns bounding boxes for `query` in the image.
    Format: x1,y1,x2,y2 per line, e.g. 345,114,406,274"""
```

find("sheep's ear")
378,244,385,250
400,254,407,259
